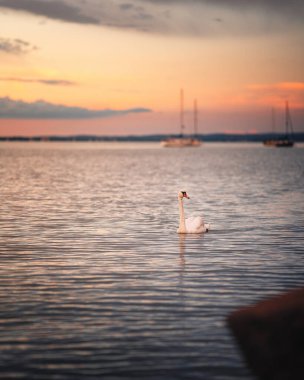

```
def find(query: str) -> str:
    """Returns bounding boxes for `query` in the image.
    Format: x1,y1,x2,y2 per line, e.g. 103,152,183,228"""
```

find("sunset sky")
0,0,304,136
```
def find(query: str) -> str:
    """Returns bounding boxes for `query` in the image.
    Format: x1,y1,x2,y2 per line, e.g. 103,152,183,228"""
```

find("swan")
177,191,210,234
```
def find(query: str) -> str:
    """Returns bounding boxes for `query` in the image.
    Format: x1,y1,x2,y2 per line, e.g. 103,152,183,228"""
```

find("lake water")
0,142,304,380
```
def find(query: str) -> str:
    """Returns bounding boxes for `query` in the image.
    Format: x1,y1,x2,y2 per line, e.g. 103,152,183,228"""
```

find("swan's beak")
183,192,190,199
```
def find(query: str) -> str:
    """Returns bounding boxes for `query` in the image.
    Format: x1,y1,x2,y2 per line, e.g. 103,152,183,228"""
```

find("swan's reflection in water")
178,234,206,322
178,234,186,267
178,233,205,266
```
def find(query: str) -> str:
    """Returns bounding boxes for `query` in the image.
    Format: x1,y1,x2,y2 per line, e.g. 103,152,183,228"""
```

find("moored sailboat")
161,90,201,147
263,101,294,148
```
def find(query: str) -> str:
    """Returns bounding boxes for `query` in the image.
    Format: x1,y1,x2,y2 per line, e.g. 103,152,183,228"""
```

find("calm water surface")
0,142,304,380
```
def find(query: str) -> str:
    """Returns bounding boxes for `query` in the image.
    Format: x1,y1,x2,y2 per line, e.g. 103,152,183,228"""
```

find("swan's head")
178,191,190,199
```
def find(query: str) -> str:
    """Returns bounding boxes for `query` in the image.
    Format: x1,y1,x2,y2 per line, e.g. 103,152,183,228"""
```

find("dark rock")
227,287,304,380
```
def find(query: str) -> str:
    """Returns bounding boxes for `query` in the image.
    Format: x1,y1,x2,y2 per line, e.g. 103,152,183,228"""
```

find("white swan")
177,191,210,234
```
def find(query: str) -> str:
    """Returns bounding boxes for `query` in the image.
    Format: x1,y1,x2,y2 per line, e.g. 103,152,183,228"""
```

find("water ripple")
0,142,304,379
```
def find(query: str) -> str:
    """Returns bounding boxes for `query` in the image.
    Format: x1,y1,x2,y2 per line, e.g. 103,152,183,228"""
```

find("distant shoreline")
1,133,304,143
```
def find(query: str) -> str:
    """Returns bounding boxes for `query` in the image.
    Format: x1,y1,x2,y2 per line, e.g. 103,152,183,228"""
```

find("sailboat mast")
285,100,294,136
271,107,276,135
180,88,184,136
194,99,198,137
285,101,288,136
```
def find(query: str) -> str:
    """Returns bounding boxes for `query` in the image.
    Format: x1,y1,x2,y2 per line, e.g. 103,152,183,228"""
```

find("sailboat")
263,101,294,147
161,89,201,147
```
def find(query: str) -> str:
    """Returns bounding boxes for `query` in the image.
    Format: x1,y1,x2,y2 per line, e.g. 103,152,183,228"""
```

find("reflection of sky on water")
0,142,303,380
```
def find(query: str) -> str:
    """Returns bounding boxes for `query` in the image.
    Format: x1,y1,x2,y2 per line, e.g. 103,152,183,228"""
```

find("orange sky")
0,0,303,136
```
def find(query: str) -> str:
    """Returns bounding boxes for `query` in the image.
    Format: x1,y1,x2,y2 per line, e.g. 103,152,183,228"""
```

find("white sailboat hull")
161,137,201,147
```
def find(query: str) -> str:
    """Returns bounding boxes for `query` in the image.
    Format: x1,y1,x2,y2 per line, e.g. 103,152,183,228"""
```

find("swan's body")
177,191,210,234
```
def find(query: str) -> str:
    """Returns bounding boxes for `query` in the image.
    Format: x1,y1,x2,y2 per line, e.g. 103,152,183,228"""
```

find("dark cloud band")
0,97,152,119
0,0,99,25
0,0,303,36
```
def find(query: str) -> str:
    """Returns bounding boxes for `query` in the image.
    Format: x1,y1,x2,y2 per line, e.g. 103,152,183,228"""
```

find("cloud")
0,0,99,24
249,82,304,92
0,77,76,86
0,97,152,119
246,82,304,103
0,37,37,54
136,0,304,36
224,82,304,109
1,0,303,36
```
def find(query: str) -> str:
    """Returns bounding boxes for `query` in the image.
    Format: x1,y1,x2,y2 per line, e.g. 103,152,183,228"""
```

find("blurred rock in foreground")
227,287,304,380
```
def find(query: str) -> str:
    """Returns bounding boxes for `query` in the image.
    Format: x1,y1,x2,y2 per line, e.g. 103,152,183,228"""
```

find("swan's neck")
178,197,186,233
